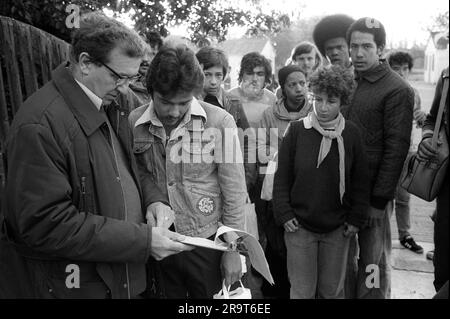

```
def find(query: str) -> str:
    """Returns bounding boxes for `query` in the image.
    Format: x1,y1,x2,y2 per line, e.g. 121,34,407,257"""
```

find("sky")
227,0,449,47
111,0,449,48
292,0,447,46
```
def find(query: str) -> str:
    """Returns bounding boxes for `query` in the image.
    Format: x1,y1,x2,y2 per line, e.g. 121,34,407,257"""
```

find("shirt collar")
134,96,207,128
75,79,103,110
354,59,390,83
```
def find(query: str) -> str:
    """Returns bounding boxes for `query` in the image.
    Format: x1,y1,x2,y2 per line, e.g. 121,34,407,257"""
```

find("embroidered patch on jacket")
197,197,215,216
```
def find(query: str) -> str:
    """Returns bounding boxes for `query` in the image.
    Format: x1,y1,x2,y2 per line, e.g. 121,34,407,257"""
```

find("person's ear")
78,52,93,76
377,45,384,57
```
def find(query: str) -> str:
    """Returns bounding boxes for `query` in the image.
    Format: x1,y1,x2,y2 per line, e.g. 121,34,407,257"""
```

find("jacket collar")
355,59,390,83
75,79,102,110
52,62,107,136
134,97,207,129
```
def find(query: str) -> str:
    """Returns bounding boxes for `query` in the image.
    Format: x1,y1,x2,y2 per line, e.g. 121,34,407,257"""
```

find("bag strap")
431,74,449,149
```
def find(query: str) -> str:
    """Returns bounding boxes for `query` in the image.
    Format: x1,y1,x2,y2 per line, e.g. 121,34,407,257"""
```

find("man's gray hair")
70,11,146,64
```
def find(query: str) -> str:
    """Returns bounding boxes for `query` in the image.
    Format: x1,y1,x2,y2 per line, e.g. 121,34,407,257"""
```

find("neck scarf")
309,112,346,203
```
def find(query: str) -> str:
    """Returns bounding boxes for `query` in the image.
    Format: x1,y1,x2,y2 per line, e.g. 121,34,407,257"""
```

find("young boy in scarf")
257,65,311,298
273,65,370,299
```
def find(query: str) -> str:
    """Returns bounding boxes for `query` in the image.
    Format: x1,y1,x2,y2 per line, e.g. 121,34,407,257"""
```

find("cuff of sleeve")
347,212,367,229
144,198,171,211
276,211,296,227
370,196,389,210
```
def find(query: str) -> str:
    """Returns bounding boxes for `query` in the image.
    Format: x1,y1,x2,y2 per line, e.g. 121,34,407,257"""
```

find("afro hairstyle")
313,14,355,56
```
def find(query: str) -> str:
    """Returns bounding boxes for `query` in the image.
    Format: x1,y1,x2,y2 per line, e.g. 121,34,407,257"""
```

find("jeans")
344,234,359,299
394,184,411,239
356,202,393,299
285,224,350,299
394,152,413,239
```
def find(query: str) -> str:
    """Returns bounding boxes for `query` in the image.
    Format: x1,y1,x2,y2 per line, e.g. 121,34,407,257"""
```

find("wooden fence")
0,15,70,192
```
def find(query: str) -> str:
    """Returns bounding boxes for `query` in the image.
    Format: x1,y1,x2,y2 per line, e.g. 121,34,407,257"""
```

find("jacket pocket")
133,140,157,179
31,259,111,299
45,278,111,299
181,139,216,179
181,185,222,233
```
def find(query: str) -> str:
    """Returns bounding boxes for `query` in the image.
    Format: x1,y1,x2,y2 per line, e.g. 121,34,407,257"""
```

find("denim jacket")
129,98,246,238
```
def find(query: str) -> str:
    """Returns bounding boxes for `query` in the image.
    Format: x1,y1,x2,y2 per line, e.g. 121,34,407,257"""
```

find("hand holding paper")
180,226,274,285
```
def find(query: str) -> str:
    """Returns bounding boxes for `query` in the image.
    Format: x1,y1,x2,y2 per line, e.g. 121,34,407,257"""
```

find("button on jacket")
130,98,246,238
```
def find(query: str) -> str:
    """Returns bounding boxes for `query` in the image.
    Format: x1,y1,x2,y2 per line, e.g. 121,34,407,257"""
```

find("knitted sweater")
273,118,370,233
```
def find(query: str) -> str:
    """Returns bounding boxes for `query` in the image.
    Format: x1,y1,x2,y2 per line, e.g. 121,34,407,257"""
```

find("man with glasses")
0,12,192,299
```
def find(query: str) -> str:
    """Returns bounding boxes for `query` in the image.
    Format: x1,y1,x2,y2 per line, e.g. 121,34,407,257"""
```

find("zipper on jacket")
81,176,87,213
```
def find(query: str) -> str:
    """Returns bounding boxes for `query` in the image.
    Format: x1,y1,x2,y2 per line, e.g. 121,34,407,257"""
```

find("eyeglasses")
97,60,141,86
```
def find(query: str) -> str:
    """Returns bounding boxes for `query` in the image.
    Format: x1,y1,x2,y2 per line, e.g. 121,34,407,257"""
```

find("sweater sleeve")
272,122,297,226
346,125,370,228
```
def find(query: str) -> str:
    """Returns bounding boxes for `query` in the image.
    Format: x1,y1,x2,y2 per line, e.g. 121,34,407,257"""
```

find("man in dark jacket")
343,17,414,299
418,67,449,295
0,12,192,299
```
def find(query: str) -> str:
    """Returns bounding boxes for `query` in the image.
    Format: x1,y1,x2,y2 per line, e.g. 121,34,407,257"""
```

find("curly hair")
146,44,204,97
238,52,272,85
195,46,229,79
313,14,355,56
70,11,146,64
387,50,414,70
309,65,355,106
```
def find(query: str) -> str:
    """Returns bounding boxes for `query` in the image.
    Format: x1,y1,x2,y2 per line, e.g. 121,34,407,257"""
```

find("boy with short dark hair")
387,50,426,254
